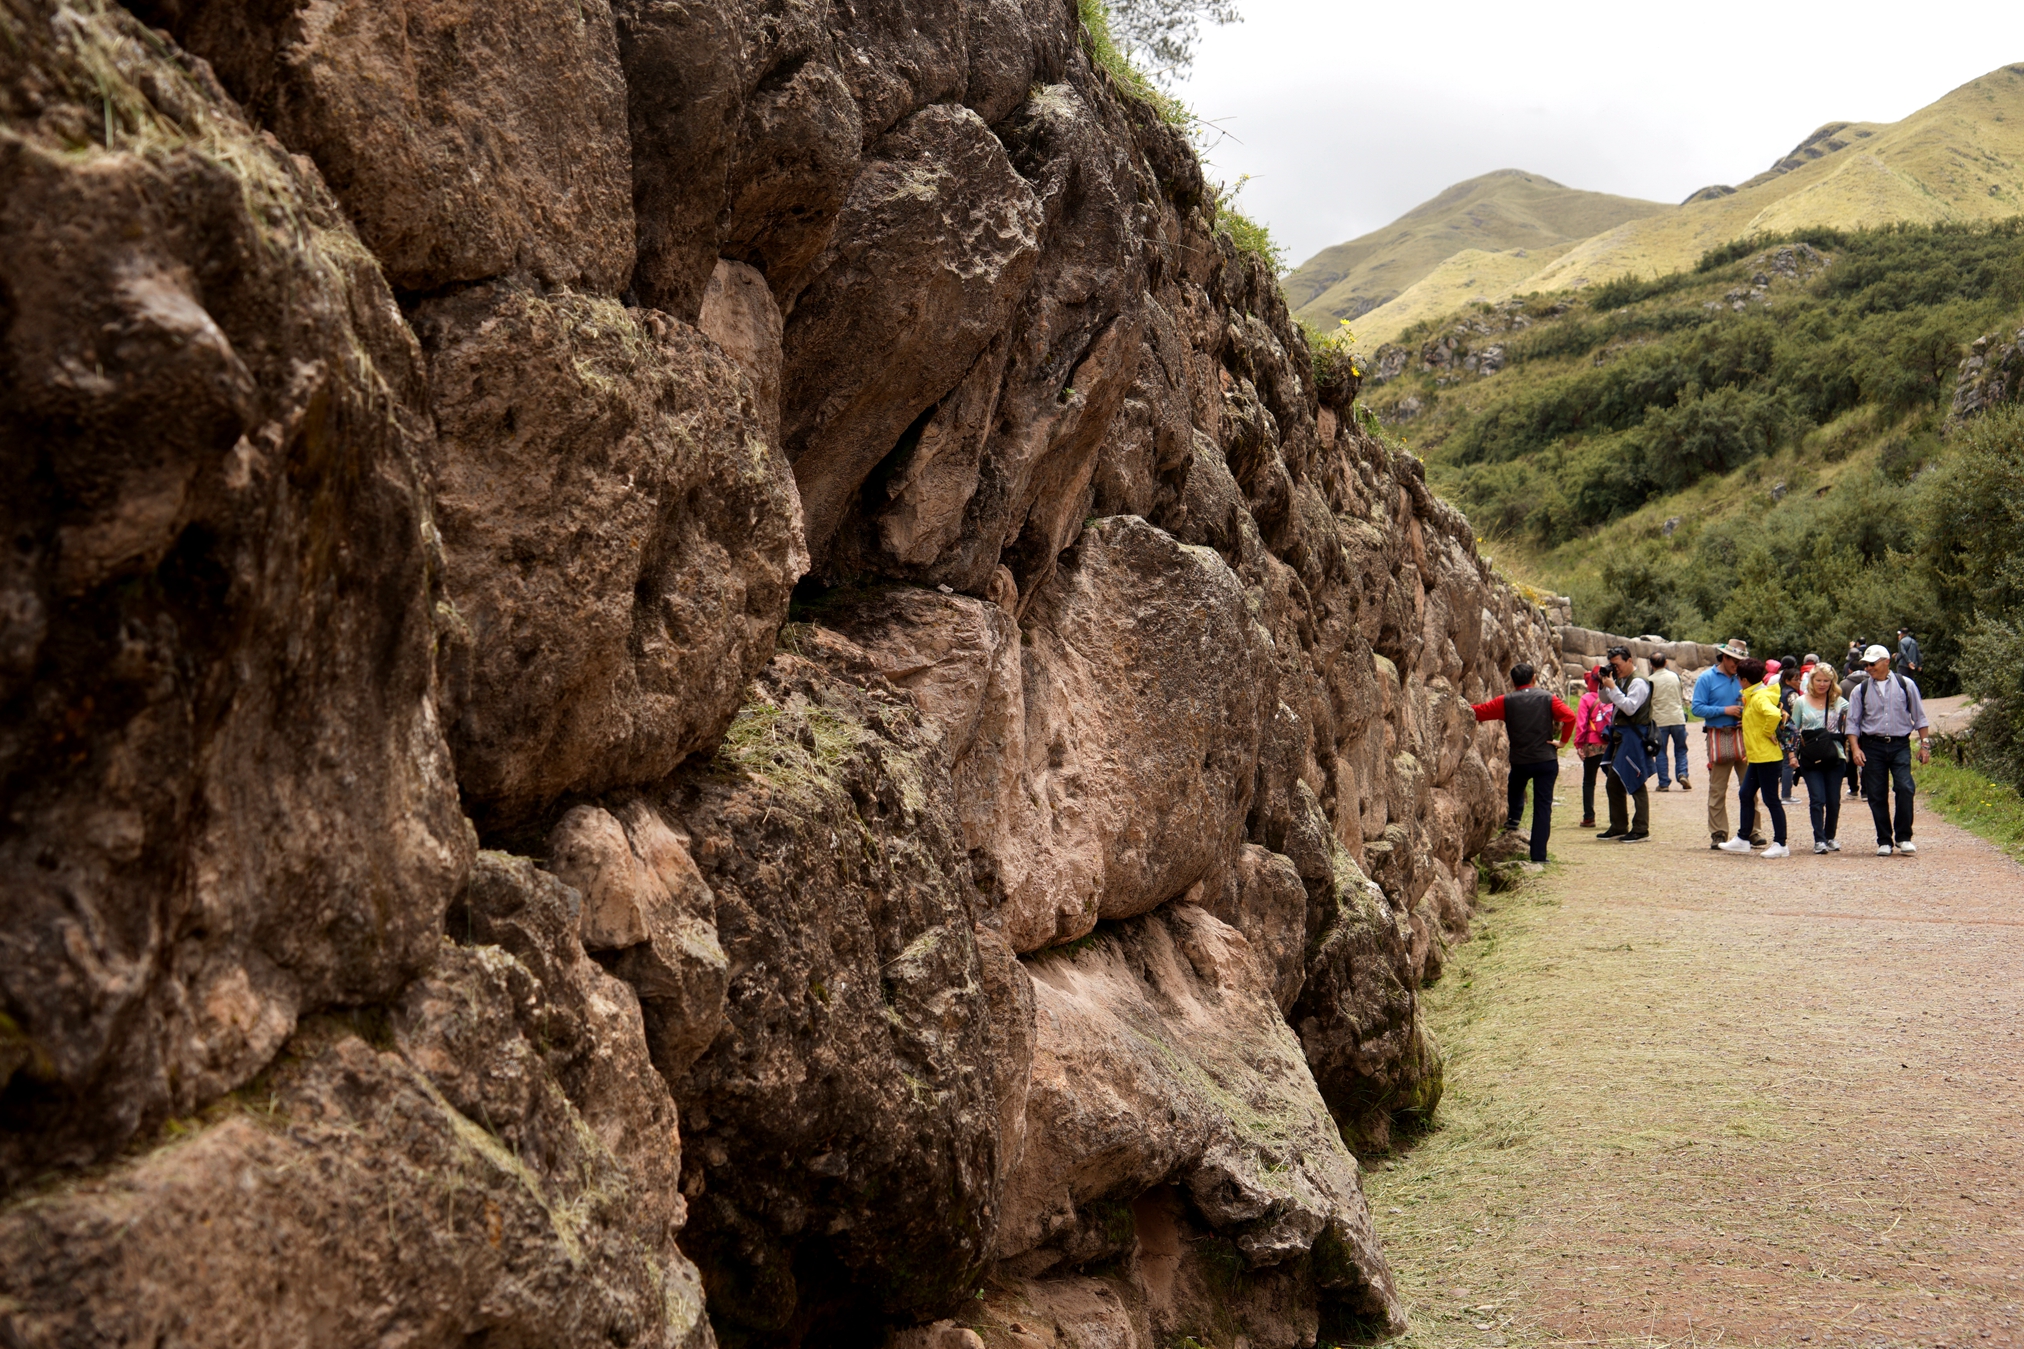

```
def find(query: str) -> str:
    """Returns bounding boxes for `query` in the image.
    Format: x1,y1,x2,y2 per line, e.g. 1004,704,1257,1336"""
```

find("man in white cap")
1848,644,1930,857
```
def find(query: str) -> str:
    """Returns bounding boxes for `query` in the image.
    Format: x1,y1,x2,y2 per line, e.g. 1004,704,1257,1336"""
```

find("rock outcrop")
1951,322,2024,422
1,1,1558,1346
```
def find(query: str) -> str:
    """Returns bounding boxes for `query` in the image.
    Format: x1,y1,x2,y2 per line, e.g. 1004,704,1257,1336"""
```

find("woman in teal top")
1791,662,1851,853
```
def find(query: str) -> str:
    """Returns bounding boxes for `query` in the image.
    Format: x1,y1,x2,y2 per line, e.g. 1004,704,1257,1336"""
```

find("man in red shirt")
1473,662,1576,866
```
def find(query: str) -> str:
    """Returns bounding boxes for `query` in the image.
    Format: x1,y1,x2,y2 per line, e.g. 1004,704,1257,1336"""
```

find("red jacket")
1472,690,1576,745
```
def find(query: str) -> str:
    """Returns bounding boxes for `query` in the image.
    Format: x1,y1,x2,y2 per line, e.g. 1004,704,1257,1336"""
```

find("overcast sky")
1173,1,2021,267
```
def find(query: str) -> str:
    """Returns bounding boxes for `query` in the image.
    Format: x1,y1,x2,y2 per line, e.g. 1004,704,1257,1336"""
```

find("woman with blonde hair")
1792,659,1851,853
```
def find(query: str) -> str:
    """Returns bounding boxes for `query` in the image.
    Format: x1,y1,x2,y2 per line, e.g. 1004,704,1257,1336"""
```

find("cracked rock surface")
2,0,1559,1344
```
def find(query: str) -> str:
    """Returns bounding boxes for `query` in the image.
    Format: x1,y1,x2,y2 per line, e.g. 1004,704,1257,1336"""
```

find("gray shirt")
1849,673,1929,738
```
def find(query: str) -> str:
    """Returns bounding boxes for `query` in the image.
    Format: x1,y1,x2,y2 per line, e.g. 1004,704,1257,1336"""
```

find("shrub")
1214,175,1287,273
1585,553,1691,638
1926,406,2024,781
1310,318,1362,403
1586,270,1687,310
1637,383,1790,494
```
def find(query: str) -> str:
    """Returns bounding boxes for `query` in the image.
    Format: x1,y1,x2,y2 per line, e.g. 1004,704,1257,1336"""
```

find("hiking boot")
1678,778,1693,791
1656,783,1671,792
1717,837,1754,853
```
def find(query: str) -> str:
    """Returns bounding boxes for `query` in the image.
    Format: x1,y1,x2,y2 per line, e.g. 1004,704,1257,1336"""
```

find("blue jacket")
1691,668,1744,728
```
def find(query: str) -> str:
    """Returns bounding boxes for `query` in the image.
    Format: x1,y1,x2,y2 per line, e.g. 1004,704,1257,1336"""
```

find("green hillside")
1323,64,2024,348
1357,221,2024,702
1281,170,1666,323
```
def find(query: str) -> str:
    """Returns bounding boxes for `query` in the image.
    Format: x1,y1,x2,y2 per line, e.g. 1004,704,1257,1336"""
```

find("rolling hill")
1278,170,1667,322
1292,63,2024,349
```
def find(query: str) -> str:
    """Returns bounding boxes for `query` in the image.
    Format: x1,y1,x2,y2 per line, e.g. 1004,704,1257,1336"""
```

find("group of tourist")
1473,630,1932,863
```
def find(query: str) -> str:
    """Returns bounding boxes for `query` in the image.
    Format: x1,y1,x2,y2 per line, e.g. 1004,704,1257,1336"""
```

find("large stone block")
0,866,711,1348
996,903,1404,1334
138,0,635,294
783,102,1043,568
414,279,804,831
658,635,1011,1344
0,0,471,1188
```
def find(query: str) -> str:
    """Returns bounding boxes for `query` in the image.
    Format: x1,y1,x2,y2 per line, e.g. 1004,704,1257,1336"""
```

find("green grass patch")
1075,0,1191,127
1920,749,2024,860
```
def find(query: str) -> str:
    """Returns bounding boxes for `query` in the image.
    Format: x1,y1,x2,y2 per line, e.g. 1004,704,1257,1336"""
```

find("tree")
1107,0,1241,84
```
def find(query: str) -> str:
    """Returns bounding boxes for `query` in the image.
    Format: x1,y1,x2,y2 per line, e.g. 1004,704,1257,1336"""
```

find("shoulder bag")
1705,724,1745,767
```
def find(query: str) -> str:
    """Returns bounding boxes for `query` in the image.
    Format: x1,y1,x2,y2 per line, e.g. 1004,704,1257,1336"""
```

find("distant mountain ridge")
1280,169,1665,323
1289,63,2024,348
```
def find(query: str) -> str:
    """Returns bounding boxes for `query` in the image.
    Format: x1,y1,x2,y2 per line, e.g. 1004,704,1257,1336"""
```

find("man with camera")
1595,645,1656,843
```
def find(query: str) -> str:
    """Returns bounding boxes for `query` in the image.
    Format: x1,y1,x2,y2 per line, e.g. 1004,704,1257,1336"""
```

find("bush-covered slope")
1361,221,2024,697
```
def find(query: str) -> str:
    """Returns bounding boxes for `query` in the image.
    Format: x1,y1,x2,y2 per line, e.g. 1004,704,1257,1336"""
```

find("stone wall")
1555,620,1721,697
1,3,1556,1346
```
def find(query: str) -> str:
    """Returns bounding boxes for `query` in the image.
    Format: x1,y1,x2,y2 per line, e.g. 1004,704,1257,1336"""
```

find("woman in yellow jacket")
1718,657,1791,857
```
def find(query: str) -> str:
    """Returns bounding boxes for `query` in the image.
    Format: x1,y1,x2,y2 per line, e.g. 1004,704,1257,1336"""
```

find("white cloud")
1175,0,2022,265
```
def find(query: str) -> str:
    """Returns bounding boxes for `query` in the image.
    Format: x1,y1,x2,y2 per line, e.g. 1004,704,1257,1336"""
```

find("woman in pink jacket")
1575,667,1615,828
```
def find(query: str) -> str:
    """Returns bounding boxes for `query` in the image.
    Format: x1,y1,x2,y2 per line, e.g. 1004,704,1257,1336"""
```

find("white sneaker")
1717,837,1754,853
1814,842,1829,854
1826,839,1841,852
1763,843,1791,858
1877,844,1894,857
1897,840,1917,855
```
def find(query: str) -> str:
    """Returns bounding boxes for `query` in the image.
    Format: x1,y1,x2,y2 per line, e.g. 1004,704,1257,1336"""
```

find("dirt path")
1362,743,2024,1348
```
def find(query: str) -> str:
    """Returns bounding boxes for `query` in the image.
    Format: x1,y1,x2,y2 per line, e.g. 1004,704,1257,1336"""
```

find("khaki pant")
1704,753,1765,843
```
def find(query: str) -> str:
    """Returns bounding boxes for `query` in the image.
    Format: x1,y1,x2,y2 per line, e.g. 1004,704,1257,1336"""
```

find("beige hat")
1713,638,1749,660
1862,644,1892,663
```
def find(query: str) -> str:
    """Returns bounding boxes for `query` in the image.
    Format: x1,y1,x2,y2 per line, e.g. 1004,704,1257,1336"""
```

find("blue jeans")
1799,764,1842,845
1507,758,1558,863
1737,762,1787,845
1859,734,1917,846
1654,724,1689,785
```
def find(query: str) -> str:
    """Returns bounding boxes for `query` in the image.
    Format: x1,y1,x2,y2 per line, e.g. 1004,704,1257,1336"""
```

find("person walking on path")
1648,654,1691,792
1693,639,1764,851
1850,643,1931,857
1597,646,1656,843
1896,628,1924,679
1776,656,1803,804
1574,667,1614,828
1791,661,1850,853
1843,640,1866,676
1472,662,1575,865
1838,663,1866,799
1720,658,1792,857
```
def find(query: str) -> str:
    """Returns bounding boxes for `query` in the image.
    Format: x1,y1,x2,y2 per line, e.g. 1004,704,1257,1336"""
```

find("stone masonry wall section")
0,2,1557,1346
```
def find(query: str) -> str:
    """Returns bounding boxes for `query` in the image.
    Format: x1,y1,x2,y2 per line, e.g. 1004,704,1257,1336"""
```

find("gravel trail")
1363,744,2024,1348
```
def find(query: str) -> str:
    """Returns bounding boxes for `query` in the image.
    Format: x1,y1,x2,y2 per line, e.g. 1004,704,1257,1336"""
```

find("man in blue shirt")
1691,639,1763,851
